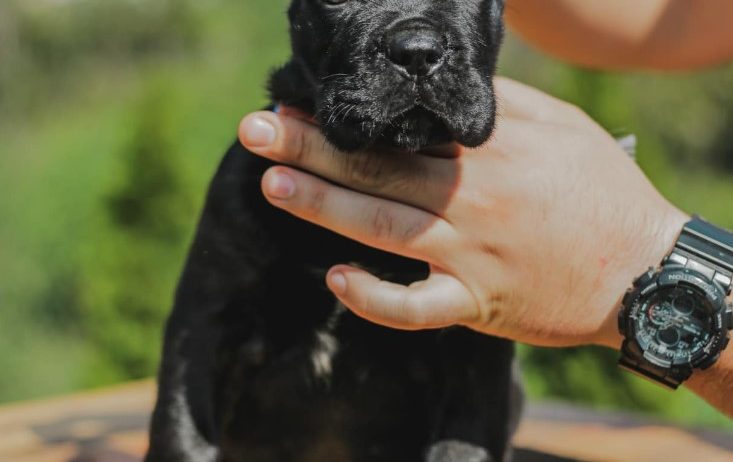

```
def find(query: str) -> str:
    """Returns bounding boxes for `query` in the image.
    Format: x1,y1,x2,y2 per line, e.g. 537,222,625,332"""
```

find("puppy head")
271,0,505,152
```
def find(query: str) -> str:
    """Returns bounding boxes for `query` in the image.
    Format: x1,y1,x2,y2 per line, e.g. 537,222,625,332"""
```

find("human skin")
506,0,733,70
239,78,733,417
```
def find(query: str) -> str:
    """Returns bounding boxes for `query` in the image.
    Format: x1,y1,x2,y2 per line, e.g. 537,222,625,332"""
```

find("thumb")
326,265,478,330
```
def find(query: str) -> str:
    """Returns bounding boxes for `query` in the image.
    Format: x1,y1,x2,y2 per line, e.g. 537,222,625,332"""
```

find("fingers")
494,76,592,129
240,111,458,214
326,266,478,330
262,166,456,262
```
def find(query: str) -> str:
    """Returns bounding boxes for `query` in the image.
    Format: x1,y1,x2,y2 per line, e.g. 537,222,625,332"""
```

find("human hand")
239,77,689,349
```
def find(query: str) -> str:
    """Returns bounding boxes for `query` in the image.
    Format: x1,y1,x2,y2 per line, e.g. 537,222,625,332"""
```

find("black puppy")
147,1,522,461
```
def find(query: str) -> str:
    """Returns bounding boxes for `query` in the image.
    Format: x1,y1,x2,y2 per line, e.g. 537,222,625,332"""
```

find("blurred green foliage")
77,84,194,381
0,0,731,430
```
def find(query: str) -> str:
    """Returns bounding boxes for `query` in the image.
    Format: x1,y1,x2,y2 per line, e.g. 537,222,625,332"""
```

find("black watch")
618,216,733,389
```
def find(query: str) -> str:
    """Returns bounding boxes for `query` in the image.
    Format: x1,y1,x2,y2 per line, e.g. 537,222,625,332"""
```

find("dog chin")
322,108,493,153
378,108,453,152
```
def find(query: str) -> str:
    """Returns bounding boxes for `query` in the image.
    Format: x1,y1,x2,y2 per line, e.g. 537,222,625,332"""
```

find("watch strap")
618,352,691,390
666,216,733,294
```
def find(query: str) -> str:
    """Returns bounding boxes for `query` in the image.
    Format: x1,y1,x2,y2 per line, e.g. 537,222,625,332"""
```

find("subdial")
672,294,696,315
648,302,674,327
657,327,681,347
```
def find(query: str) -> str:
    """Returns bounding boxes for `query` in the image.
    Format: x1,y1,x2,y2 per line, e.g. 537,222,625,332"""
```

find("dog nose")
385,23,445,77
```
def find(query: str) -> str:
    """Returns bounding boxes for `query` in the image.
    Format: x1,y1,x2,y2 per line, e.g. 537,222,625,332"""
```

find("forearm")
506,0,733,70
686,295,733,418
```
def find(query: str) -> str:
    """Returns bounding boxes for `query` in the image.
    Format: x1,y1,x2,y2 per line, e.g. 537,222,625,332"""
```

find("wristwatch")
618,216,733,389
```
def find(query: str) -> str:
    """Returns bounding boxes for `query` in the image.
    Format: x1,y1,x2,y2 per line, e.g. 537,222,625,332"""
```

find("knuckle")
390,171,422,197
369,205,394,240
282,123,314,165
400,293,426,327
399,220,425,243
363,287,380,318
292,128,313,165
344,153,387,188
304,184,327,216
477,292,507,329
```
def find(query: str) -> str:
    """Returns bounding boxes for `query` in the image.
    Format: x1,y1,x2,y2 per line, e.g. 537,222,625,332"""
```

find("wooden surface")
1,380,731,462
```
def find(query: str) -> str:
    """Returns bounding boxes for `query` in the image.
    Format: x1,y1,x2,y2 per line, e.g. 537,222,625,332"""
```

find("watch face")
634,286,714,366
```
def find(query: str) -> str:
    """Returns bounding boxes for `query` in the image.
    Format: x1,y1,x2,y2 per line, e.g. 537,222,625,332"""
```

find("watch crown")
634,268,656,288
726,309,733,330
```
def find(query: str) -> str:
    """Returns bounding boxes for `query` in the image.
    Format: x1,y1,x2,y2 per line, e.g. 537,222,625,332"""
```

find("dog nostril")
386,28,445,77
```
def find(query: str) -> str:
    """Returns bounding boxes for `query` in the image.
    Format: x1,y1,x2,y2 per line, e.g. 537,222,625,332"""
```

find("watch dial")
634,286,713,366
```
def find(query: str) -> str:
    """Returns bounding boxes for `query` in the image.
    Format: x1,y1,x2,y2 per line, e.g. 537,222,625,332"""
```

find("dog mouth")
377,106,453,151
315,58,497,152
318,100,490,153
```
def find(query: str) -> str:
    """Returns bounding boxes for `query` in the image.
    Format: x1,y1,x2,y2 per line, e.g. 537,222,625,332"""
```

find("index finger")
239,111,459,215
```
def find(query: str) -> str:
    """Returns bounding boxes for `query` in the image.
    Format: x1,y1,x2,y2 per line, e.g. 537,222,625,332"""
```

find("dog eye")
323,0,348,5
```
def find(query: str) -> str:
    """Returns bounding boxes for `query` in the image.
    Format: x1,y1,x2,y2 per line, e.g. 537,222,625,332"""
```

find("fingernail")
241,116,277,148
264,171,295,199
329,271,347,295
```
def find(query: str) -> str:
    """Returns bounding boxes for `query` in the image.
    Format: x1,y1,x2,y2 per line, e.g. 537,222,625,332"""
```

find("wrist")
594,204,691,350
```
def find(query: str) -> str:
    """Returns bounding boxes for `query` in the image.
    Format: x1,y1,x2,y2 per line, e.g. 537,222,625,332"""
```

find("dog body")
147,1,522,461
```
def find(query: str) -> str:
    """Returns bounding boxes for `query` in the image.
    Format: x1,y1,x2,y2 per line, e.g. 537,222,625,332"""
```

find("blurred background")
1,0,732,431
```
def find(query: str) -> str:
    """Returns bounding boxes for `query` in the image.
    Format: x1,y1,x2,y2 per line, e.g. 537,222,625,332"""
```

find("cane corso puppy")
147,0,522,461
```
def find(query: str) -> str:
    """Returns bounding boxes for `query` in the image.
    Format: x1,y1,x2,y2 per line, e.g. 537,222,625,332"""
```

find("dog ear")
492,0,506,18
494,0,506,15
484,0,506,46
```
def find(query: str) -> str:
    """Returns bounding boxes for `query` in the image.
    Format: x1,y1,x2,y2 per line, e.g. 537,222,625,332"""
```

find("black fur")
146,1,522,461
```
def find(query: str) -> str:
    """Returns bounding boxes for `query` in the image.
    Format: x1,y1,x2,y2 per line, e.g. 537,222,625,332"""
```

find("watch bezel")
621,264,730,370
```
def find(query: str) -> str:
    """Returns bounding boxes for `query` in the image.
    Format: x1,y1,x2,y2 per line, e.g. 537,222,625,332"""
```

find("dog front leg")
146,250,273,462
147,142,283,462
146,285,228,462
425,330,523,462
